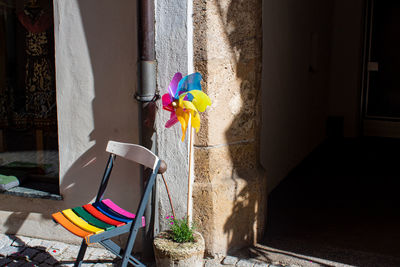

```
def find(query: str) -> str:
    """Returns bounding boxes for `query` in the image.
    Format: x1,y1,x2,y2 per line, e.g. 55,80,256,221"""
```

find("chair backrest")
106,141,159,170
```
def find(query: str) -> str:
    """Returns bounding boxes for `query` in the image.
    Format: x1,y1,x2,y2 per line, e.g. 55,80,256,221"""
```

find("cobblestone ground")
0,234,117,267
0,234,290,267
204,255,288,267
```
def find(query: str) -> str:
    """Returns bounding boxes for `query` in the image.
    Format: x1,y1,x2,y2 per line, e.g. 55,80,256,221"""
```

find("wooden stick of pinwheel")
187,119,194,224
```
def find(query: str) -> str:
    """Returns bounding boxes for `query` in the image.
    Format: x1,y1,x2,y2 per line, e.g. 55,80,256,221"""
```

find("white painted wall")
261,0,334,192
0,0,140,244
154,0,189,231
56,0,140,208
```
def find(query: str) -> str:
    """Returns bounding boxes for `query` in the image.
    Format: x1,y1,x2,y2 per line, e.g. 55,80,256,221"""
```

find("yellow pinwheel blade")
181,100,198,114
181,100,201,132
179,91,211,112
176,107,190,141
191,112,201,132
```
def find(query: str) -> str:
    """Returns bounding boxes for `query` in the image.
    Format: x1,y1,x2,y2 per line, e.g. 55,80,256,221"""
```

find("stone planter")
153,231,205,267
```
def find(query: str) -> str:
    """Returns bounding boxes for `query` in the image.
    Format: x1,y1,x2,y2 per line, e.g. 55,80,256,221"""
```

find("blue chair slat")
93,202,132,223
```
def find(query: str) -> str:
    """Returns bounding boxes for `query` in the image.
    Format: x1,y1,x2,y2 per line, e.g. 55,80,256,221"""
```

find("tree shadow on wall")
214,0,265,255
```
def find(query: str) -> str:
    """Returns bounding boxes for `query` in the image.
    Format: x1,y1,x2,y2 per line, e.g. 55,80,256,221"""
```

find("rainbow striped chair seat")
52,141,166,267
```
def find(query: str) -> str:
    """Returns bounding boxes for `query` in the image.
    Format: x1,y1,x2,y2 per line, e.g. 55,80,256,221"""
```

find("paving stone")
27,239,45,250
21,248,40,259
21,263,39,267
0,234,15,249
56,246,80,261
32,252,50,263
15,236,33,246
6,260,26,267
0,257,12,266
7,235,17,244
44,256,59,265
0,246,24,257
48,248,64,257
222,255,239,265
11,239,27,248
37,241,54,252
38,263,53,267
46,241,68,254
237,259,255,267
86,248,115,261
254,262,269,267
204,258,223,267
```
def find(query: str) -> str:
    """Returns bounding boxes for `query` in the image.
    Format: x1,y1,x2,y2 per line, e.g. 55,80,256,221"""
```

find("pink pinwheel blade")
165,113,179,128
168,72,182,99
162,93,172,107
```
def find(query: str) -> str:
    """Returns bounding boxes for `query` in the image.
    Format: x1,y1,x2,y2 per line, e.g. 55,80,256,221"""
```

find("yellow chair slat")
62,209,104,234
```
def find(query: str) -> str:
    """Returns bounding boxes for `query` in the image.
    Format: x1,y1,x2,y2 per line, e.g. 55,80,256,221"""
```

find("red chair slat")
83,204,125,227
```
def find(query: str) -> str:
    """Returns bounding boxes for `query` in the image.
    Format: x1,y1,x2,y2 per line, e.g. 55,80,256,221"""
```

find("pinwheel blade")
181,100,198,114
176,72,202,98
168,72,182,99
191,112,201,132
179,90,211,112
162,93,172,106
165,113,179,128
176,108,190,141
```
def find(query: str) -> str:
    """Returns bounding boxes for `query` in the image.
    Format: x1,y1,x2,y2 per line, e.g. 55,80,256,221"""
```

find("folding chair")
52,141,166,267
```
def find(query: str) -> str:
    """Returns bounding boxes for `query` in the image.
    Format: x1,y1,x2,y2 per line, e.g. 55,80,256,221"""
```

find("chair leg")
74,239,88,267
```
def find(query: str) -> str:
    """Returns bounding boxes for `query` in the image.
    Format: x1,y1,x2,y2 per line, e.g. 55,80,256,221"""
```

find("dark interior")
264,137,400,266
0,0,59,197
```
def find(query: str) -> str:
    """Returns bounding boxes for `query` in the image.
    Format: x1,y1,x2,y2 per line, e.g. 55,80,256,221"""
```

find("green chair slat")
72,206,115,231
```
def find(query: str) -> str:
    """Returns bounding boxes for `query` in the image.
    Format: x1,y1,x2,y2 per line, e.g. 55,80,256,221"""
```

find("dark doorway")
364,1,400,119
363,0,400,137
263,137,400,266
0,0,59,198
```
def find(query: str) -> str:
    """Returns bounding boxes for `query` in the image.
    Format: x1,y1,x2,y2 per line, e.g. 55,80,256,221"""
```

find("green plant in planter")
167,216,195,243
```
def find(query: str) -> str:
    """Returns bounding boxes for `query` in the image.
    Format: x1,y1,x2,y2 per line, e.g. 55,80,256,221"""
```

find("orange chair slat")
52,212,93,238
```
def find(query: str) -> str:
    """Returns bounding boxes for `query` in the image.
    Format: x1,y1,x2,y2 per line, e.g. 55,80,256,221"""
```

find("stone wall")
192,0,265,256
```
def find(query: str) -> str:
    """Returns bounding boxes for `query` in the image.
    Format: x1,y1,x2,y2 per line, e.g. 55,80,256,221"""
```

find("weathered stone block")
237,258,255,267
0,257,12,266
44,256,59,265
21,247,39,259
0,246,23,257
192,0,263,257
32,252,50,263
194,142,258,183
0,234,14,249
222,255,238,265
193,167,266,256
194,58,261,147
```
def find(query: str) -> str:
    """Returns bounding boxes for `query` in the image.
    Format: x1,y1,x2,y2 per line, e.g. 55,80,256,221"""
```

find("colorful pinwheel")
162,72,211,141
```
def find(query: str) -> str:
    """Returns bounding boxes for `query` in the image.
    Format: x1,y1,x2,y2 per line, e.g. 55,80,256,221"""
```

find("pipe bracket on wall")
136,60,158,103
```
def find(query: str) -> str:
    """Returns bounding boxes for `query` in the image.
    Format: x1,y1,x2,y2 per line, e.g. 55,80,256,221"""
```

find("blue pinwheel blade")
175,72,202,99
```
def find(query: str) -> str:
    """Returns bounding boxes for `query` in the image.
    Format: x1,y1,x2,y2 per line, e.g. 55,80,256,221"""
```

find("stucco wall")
260,0,334,193
154,0,190,231
0,0,140,244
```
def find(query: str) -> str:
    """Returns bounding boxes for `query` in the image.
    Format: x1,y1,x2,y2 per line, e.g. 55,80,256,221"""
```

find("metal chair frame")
54,141,162,267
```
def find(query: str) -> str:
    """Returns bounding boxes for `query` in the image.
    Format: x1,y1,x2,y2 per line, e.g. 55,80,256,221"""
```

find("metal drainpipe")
137,0,158,260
